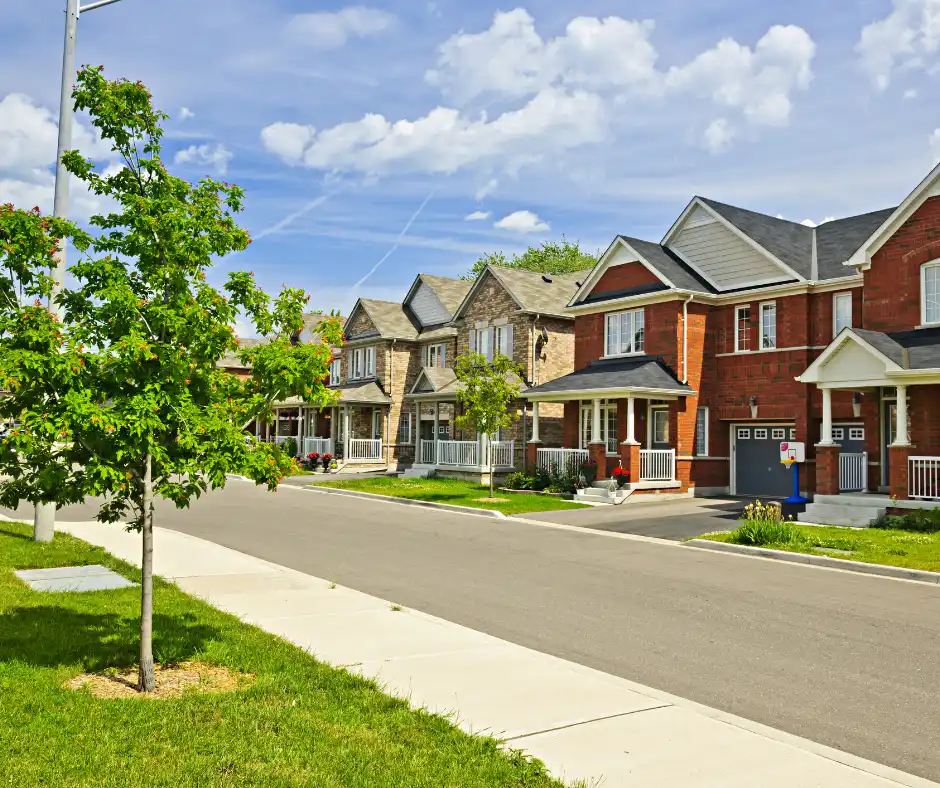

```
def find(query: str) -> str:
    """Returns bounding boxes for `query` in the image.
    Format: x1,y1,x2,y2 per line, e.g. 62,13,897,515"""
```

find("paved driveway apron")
5,483,940,781
529,496,745,540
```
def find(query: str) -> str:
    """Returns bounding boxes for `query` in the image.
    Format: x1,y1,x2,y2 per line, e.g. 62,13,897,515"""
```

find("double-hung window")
425,343,446,368
734,305,751,352
694,406,709,456
605,309,645,356
398,413,412,445
349,346,376,380
494,324,513,358
329,359,341,386
760,302,777,349
474,328,493,361
833,293,852,336
923,261,940,325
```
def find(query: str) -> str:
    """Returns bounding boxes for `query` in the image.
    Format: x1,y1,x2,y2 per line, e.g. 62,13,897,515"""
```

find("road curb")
685,539,940,585
304,485,507,519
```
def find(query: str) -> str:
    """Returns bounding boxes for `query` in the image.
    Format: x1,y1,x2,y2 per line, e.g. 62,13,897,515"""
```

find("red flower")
612,467,630,479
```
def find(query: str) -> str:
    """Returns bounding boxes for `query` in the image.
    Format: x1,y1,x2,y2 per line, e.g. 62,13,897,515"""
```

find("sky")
1,0,939,328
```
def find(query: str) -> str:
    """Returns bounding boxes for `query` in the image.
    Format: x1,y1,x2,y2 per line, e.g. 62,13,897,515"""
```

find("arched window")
922,260,940,325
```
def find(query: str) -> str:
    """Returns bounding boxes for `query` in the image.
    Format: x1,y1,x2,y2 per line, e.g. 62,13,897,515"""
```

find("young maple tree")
0,66,342,692
454,351,521,499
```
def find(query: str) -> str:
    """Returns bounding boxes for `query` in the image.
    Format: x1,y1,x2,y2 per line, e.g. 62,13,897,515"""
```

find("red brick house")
524,162,940,516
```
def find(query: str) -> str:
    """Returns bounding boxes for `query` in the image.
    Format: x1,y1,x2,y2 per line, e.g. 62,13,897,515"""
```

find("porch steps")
575,482,632,505
403,465,435,479
800,494,890,528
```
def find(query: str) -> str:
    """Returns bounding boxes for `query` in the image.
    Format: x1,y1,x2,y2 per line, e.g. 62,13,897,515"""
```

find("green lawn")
0,521,566,788
697,524,940,573
314,477,590,515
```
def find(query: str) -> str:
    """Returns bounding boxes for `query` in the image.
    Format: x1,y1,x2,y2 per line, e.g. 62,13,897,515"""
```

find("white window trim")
651,408,669,445
921,260,940,326
425,343,446,368
349,346,377,381
399,413,412,444
759,301,777,350
604,308,646,358
734,305,751,353
329,359,341,386
833,292,853,338
695,406,709,457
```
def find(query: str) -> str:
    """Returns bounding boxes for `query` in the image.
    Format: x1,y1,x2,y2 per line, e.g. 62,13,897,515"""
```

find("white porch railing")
347,438,383,461
839,452,868,493
438,440,479,467
537,448,589,476
488,440,515,468
420,439,435,464
640,449,675,482
909,456,940,500
303,437,333,456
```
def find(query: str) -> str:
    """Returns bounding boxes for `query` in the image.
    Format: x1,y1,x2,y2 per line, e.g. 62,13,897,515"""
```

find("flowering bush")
302,452,320,471
611,466,630,488
321,453,334,469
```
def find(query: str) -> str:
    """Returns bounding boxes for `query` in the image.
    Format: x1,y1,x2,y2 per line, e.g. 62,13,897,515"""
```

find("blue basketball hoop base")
784,461,809,506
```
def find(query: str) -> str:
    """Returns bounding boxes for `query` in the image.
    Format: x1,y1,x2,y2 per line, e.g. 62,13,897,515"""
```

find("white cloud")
857,0,940,90
261,88,606,175
261,10,815,178
904,88,919,98
464,210,491,221
179,106,195,120
703,119,735,154
931,128,940,161
475,178,498,200
173,143,233,175
494,210,549,233
288,6,396,49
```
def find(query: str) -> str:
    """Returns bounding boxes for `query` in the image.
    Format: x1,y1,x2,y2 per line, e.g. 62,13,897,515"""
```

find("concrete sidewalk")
59,520,935,788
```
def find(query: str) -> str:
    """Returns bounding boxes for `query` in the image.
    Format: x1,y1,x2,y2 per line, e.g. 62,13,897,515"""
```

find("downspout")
388,340,395,466
682,295,694,383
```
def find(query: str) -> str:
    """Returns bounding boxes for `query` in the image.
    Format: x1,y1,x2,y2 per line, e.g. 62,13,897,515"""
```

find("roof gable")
662,200,801,291
846,162,940,269
344,300,379,339
453,266,581,320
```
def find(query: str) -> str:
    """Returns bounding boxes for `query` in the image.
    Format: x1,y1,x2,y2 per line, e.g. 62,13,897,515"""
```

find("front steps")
576,481,632,505
403,465,435,479
800,494,890,528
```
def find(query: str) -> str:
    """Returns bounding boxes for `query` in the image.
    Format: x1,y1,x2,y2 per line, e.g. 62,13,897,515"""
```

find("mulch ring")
65,661,255,700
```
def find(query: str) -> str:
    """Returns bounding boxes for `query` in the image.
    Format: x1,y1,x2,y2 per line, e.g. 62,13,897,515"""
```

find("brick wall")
589,261,663,295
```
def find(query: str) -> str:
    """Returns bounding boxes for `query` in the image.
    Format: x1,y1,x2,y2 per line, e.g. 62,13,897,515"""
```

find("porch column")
527,401,542,472
343,406,350,457
820,388,834,445
889,385,912,499
298,408,305,454
619,395,639,484
255,418,260,439
589,397,607,479
330,406,337,444
433,401,440,464
531,401,541,442
816,387,840,495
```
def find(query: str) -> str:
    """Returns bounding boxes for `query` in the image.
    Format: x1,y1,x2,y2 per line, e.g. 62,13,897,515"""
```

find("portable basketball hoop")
781,448,797,467
778,442,808,505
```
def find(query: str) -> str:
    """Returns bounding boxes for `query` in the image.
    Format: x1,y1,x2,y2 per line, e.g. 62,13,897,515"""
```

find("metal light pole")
35,0,126,542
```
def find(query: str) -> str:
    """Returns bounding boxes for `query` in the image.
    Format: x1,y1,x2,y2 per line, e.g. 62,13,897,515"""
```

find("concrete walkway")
54,519,933,788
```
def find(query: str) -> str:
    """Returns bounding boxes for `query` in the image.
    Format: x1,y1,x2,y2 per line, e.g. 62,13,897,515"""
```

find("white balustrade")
420,439,435,464
303,437,333,456
839,452,868,492
909,456,940,500
640,449,675,482
488,440,515,468
347,439,383,461
537,448,589,476
437,440,479,467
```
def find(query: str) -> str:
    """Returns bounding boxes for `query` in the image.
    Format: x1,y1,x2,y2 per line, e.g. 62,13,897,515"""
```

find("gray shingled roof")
698,197,813,278
853,327,940,369
815,208,896,279
407,367,528,400
619,237,716,294
419,274,473,316
331,380,393,405
416,325,458,341
488,267,583,318
412,366,457,393
524,356,693,397
355,300,419,340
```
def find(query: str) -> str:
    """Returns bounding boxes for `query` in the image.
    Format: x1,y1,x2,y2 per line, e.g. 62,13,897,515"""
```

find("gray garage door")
734,425,795,498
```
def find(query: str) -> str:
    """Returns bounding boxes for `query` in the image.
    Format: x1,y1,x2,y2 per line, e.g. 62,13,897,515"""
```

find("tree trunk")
139,452,156,692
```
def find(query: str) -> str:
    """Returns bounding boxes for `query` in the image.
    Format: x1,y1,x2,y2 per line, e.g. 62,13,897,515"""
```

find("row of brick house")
259,160,940,508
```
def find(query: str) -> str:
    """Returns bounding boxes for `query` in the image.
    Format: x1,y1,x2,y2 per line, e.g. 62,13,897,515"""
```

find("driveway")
529,495,745,540
6,483,939,781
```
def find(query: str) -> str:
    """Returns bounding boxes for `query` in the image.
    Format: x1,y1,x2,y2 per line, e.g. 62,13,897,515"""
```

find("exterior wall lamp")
749,395,758,419
852,392,862,419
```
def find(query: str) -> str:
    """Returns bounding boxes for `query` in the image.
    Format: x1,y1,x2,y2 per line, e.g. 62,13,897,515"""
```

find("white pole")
592,398,602,444
624,396,637,444
894,385,909,445
433,401,440,464
820,388,834,445
531,401,540,442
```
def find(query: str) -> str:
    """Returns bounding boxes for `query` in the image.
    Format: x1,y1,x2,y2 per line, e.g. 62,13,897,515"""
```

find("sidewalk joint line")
504,704,673,742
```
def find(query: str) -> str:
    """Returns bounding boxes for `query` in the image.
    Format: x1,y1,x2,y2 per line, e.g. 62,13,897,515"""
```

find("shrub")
729,520,806,547
281,437,298,459
505,472,534,490
532,466,551,491
872,507,940,533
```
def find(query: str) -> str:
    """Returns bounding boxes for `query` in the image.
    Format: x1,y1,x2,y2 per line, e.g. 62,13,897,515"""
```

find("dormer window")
349,346,376,380
922,260,940,325
605,309,645,357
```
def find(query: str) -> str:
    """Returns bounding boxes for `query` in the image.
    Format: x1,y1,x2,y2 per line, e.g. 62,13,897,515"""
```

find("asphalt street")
4,484,940,781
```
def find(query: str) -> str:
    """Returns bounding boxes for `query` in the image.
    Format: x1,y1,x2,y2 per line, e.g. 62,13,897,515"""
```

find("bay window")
605,309,645,357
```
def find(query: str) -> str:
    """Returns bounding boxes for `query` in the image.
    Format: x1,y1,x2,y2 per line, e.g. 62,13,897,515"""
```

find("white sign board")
779,442,805,463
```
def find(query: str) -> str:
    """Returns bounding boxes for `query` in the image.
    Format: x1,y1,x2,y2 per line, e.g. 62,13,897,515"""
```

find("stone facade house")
524,162,940,520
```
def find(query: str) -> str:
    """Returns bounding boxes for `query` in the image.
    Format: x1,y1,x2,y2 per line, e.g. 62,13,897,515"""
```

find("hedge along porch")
797,327,940,501
523,356,695,492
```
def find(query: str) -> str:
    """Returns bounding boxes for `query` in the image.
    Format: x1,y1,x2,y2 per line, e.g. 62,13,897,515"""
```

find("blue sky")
2,0,939,324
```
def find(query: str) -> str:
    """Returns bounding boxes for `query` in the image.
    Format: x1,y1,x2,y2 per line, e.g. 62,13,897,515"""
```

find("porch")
798,328,940,503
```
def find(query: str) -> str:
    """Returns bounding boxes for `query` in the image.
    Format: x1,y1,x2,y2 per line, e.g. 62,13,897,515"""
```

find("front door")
372,410,383,441
650,408,670,450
